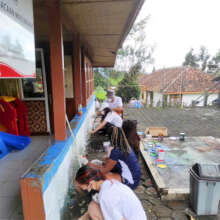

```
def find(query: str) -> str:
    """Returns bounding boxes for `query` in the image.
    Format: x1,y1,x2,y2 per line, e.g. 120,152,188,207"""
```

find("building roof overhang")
33,0,144,67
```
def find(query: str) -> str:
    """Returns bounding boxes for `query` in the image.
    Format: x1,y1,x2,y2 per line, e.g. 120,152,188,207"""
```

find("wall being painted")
44,102,95,219
21,96,95,220
182,93,218,107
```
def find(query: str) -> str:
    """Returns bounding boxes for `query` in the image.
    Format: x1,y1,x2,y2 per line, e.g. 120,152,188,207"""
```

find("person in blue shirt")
88,126,141,190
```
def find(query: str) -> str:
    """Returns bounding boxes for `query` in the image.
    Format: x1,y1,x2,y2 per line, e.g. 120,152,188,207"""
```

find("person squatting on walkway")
88,126,141,190
75,165,147,220
90,107,123,136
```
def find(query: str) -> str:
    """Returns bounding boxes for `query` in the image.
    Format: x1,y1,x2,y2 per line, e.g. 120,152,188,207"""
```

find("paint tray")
145,127,168,137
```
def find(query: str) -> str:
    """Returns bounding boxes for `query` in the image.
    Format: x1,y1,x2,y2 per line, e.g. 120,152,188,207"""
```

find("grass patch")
95,86,106,101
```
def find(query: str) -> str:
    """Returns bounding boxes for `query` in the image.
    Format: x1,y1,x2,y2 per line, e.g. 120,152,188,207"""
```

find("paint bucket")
179,132,185,141
157,149,165,161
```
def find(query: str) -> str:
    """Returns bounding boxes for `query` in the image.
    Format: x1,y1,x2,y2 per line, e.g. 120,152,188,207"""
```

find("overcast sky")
137,0,220,72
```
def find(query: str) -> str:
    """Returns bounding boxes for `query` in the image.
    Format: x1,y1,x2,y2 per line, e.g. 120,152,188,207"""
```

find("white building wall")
153,92,163,107
207,94,218,105
182,93,218,107
43,102,95,220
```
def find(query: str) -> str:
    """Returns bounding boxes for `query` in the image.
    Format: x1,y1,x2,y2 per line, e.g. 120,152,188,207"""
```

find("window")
22,68,44,98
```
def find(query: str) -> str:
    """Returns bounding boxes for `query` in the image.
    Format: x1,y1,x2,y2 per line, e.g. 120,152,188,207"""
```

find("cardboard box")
145,127,168,137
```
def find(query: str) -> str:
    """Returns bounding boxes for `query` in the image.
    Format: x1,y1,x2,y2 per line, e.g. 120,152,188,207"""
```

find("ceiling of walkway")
33,0,144,67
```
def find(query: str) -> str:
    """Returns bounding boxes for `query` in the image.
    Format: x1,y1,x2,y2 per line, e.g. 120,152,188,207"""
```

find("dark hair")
122,120,137,136
101,107,111,121
75,165,106,185
122,120,140,156
110,127,130,155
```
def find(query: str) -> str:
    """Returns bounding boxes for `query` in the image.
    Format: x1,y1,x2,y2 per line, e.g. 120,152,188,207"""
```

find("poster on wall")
0,0,35,78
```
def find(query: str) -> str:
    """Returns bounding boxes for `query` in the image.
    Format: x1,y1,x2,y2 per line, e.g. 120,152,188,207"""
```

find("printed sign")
0,0,35,78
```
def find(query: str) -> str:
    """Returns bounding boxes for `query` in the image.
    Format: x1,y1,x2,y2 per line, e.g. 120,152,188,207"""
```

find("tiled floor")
0,136,53,220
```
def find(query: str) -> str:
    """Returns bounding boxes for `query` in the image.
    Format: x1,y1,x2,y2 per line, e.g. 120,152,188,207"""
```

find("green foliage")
183,48,199,68
116,74,140,103
183,47,220,74
94,69,108,90
198,46,210,71
94,86,106,101
110,77,123,86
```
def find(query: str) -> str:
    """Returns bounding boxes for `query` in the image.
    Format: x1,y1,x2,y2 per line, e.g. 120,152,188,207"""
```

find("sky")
137,0,220,72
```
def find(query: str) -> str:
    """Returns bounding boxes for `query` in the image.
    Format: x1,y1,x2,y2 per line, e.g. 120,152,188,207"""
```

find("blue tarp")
0,132,31,159
131,101,142,108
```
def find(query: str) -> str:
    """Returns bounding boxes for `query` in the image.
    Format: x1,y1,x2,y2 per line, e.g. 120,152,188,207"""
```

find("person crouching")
75,165,147,220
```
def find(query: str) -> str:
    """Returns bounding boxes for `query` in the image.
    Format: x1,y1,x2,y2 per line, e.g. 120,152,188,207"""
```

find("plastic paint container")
158,164,166,168
157,149,165,161
179,132,185,141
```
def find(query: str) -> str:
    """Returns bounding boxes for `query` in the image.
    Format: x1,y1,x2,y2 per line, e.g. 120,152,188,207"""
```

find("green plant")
116,75,140,103
95,86,106,101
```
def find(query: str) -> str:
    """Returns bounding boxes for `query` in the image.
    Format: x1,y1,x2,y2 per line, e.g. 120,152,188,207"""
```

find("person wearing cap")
104,90,123,116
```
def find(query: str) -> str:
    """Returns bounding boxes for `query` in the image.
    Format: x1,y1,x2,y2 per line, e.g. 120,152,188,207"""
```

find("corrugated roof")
138,67,218,94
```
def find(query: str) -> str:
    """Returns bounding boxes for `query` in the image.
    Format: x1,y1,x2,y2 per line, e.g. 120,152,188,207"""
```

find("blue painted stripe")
23,95,95,193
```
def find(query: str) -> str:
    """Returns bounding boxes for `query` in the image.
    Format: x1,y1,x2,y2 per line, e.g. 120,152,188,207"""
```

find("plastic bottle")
78,104,82,116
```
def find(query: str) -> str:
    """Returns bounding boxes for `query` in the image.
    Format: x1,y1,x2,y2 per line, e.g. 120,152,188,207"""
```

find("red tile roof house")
138,67,219,107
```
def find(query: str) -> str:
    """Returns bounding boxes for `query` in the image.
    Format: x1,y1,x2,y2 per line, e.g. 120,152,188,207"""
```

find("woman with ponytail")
88,126,141,190
75,165,147,220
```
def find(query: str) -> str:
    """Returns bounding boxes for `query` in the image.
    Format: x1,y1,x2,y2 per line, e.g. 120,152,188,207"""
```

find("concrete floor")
0,136,53,220
124,106,220,138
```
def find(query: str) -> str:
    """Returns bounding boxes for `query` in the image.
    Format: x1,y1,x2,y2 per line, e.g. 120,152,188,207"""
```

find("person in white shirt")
90,107,122,134
75,165,147,220
98,90,123,116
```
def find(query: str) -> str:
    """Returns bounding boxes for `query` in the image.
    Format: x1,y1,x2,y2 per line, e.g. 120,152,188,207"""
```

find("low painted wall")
20,96,95,220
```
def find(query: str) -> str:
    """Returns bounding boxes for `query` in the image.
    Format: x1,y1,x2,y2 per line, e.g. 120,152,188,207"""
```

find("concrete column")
73,34,82,113
48,3,66,141
81,49,87,107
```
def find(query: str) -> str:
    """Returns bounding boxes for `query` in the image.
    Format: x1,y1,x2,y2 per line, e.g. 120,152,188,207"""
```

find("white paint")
182,93,218,107
43,102,95,220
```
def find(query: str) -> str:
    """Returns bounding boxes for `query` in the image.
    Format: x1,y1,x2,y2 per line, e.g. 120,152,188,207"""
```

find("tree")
94,68,108,90
183,48,199,68
116,75,141,103
198,46,210,71
116,64,141,103
115,16,154,73
207,50,220,75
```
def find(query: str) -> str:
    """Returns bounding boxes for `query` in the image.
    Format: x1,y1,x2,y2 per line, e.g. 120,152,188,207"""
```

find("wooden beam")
48,3,66,141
